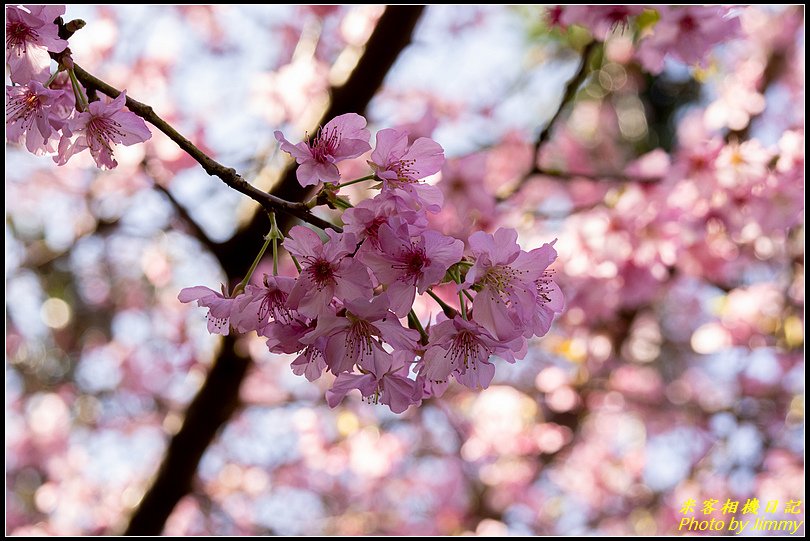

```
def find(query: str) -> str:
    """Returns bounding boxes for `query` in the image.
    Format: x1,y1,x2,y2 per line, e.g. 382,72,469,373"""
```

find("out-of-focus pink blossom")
275,112,371,187
6,5,67,84
561,6,645,40
434,153,497,237
56,91,152,169
178,284,236,335
6,81,68,154
283,226,372,317
715,139,774,190
637,6,742,74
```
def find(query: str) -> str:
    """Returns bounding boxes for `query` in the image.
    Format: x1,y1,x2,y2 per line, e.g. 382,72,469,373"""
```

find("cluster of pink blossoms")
181,113,564,413
553,5,741,74
5,5,151,169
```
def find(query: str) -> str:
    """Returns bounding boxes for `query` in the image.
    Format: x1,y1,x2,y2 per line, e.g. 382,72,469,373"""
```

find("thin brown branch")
529,168,660,183
69,63,340,234
499,41,599,202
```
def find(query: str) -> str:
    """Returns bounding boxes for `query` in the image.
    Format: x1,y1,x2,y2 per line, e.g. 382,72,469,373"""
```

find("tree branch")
500,41,598,201
124,336,251,535
70,63,340,234
526,168,660,183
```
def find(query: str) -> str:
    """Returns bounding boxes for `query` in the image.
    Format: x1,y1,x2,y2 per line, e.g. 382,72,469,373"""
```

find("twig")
526,168,659,183
500,41,599,201
142,160,219,253
69,64,341,233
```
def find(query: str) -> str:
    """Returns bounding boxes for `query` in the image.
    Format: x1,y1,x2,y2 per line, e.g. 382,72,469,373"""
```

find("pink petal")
472,291,522,341
371,128,408,167
178,285,217,303
381,373,419,413
274,130,313,162
284,225,323,259
454,359,495,390
403,137,445,178
326,372,375,408
385,280,416,317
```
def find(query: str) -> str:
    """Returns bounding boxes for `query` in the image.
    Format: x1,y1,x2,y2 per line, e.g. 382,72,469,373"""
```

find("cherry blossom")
326,350,421,413
283,226,372,317
463,228,560,341
369,127,445,211
302,295,419,374
560,5,645,40
637,6,742,73
177,284,237,335
275,112,371,187
5,81,68,154
55,91,152,169
360,222,464,316
6,5,67,84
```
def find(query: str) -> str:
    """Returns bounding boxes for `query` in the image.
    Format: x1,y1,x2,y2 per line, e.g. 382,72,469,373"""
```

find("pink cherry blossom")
274,112,371,187
360,222,464,316
264,317,314,354
283,226,372,317
463,228,554,340
529,243,565,338
302,295,419,374
56,91,152,169
229,275,296,333
420,316,524,390
369,128,445,211
178,284,236,335
326,350,421,413
290,336,328,382
6,5,67,84
637,6,742,74
6,81,68,155
560,6,645,40
342,192,427,251
435,153,497,236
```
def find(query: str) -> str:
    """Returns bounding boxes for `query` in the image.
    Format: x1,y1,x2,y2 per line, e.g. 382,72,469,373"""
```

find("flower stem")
336,174,375,189
407,310,428,345
45,70,60,88
67,68,89,112
268,212,284,276
329,192,354,210
234,232,272,294
463,289,474,302
453,268,467,320
453,267,467,320
272,237,278,276
290,253,302,273
426,289,457,318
